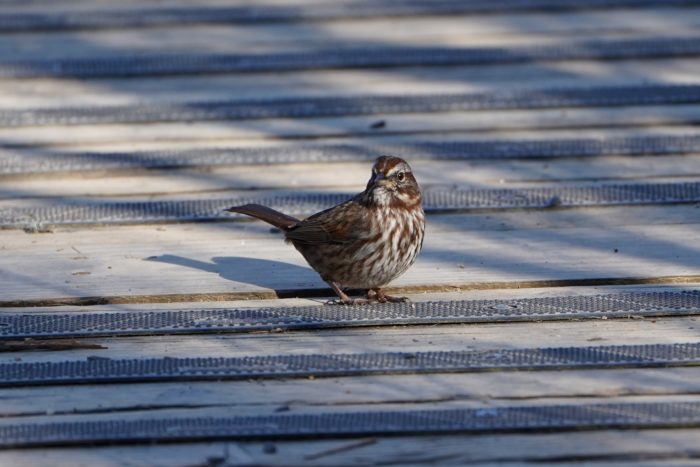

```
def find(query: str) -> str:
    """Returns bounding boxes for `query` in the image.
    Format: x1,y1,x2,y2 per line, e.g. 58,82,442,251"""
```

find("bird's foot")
326,281,376,305
372,288,411,303
325,283,410,305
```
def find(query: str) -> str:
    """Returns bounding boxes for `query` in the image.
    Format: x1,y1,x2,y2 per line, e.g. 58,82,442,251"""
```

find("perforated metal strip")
2,291,698,339
2,342,700,387
1,181,698,228
3,135,700,175
2,1,699,32
2,36,700,78
2,401,700,448
1,84,699,127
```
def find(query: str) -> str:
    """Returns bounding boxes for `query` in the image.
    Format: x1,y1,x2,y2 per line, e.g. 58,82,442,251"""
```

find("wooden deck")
1,0,700,464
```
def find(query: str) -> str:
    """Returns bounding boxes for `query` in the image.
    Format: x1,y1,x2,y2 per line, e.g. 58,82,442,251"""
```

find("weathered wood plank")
1,395,700,461
2,283,697,314
2,156,699,198
3,314,700,363
0,111,696,148
3,361,700,416
1,10,699,60
2,178,700,224
1,392,699,426
2,430,700,466
0,208,699,303
1,58,699,109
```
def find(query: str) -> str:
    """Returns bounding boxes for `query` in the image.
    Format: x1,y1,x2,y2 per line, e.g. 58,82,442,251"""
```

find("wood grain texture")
4,315,700,364
1,208,699,303
2,430,700,466
2,364,700,416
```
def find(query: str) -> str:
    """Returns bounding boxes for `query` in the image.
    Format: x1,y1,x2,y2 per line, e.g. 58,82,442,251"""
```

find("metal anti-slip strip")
3,135,700,175
1,181,699,228
1,84,700,127
2,401,700,448
2,37,700,78
2,342,700,387
3,1,700,32
1,291,698,339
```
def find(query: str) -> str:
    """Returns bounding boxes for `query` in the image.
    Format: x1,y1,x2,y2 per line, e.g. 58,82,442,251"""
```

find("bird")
226,156,425,305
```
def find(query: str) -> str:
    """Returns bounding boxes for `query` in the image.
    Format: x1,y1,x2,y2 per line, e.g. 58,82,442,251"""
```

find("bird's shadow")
148,254,325,294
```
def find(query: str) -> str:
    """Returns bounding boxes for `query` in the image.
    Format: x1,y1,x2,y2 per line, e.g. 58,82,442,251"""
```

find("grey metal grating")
1,37,699,78
2,401,700,448
2,1,699,32
1,84,700,126
1,181,699,228
3,135,700,175
2,342,700,387
1,291,699,339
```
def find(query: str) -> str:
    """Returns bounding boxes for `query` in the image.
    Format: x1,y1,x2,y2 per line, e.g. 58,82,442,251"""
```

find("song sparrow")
226,156,425,304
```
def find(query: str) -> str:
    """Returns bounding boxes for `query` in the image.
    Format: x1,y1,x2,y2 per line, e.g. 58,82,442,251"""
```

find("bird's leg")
327,281,371,305
372,288,410,303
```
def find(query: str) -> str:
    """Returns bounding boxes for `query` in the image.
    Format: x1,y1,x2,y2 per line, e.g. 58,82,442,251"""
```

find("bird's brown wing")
285,199,364,245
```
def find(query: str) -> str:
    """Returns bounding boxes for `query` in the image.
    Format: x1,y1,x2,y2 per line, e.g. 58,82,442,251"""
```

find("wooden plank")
3,283,698,314
2,156,700,198
0,394,699,461
2,397,700,463
2,176,700,213
2,430,700,466
1,58,699,109
1,392,700,426
5,314,700,363
0,110,696,148
3,362,700,415
1,10,698,60
1,208,698,303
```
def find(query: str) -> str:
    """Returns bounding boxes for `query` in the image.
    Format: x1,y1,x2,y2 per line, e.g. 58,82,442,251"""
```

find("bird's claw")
377,295,411,303
371,288,411,303
325,284,411,305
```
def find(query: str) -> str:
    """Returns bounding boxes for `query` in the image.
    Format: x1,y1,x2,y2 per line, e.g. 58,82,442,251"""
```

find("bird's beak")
372,172,386,185
370,172,396,191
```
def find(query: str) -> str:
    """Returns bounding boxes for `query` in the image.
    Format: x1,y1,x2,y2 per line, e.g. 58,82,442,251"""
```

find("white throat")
369,186,394,206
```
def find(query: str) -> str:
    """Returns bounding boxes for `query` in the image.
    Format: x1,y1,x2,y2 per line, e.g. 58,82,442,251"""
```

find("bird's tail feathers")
226,204,299,229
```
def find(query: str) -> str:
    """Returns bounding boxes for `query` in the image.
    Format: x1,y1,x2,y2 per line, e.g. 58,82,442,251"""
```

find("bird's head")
365,156,421,207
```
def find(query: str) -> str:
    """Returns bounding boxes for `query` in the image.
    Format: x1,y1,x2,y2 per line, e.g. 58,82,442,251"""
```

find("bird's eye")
397,172,405,181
